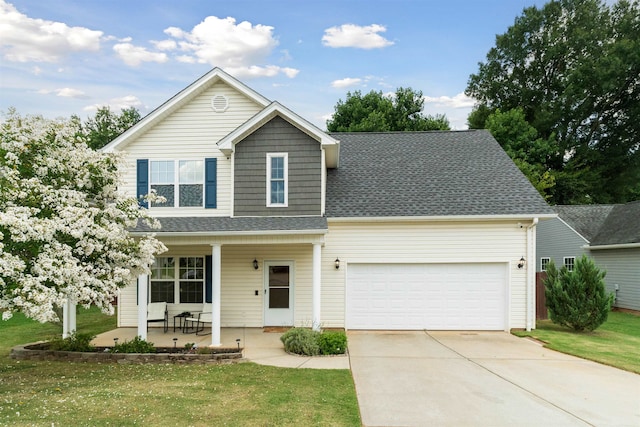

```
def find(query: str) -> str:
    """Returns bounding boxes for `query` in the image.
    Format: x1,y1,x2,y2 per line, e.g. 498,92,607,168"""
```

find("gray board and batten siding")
233,116,322,216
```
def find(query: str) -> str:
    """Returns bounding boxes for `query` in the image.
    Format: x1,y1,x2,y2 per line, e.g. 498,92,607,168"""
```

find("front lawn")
513,310,640,374
0,309,360,426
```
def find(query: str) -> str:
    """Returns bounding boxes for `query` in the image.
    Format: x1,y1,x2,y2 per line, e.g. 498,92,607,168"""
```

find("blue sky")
0,0,549,130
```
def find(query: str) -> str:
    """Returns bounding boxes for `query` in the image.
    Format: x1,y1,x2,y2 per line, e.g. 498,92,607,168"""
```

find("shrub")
280,328,321,356
280,328,348,356
111,336,155,353
318,331,347,355
544,255,614,332
49,332,96,352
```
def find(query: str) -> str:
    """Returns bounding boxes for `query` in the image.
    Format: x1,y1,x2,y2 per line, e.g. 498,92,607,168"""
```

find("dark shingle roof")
133,216,327,234
326,130,553,217
553,205,616,241
591,201,640,246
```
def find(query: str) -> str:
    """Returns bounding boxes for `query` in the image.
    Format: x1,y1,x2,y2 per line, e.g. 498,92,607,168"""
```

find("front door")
264,262,294,326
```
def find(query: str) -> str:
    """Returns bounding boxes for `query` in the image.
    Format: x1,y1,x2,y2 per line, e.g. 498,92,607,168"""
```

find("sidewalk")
93,327,350,370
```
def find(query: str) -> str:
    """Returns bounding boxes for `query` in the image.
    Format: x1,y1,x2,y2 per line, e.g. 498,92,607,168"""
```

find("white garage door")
346,263,507,330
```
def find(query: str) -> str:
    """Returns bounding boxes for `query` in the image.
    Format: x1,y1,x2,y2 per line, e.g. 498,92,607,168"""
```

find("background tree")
77,106,141,150
484,108,557,200
326,88,450,132
0,109,165,323
466,0,640,204
543,255,614,332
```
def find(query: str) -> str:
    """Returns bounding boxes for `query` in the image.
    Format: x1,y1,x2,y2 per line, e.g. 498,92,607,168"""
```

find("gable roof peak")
218,100,340,168
102,67,271,152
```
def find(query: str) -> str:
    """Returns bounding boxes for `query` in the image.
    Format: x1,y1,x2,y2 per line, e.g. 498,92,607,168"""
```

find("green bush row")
280,328,347,356
110,336,156,353
48,332,96,352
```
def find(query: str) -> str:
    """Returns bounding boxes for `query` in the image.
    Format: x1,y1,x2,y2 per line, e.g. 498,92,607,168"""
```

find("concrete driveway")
348,331,640,427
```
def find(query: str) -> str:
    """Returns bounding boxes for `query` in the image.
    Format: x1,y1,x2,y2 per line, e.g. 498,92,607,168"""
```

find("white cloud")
151,39,177,51
56,87,88,98
176,55,196,64
113,43,168,67
422,93,476,130
37,87,88,99
423,93,475,109
32,66,42,75
163,15,298,78
227,65,299,79
83,95,143,112
331,77,362,89
0,0,102,62
322,24,394,49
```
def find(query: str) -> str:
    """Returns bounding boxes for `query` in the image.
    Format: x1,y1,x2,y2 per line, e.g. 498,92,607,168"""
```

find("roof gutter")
328,214,556,223
130,228,329,237
584,242,640,250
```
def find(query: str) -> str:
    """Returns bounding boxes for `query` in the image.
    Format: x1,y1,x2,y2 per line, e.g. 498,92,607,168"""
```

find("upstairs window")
150,160,203,207
178,160,204,207
540,257,550,272
150,161,174,207
267,153,288,207
563,257,576,272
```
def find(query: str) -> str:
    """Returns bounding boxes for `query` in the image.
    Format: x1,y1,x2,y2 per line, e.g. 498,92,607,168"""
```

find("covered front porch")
122,216,331,348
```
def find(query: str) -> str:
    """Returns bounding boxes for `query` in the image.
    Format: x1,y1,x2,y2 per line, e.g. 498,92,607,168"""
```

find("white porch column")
137,274,148,340
68,296,77,335
312,243,322,331
211,244,222,347
62,299,70,339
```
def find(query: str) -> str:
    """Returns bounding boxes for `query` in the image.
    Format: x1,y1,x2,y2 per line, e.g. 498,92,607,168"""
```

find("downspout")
526,218,538,331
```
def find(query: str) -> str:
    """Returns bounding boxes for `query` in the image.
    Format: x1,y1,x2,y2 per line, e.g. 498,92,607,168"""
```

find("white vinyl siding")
118,220,532,330
118,243,315,328
320,220,530,330
115,81,263,217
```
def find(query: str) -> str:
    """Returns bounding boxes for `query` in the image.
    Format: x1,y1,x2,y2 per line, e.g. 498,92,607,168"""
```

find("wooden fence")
536,272,548,320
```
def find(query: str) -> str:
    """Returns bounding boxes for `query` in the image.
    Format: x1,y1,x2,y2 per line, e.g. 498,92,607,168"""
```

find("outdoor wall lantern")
253,259,259,270
517,256,526,269
335,258,340,270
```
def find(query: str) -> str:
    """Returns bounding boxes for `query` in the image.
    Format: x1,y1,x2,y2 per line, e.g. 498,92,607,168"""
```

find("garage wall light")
517,257,526,269
335,258,340,270
253,259,259,270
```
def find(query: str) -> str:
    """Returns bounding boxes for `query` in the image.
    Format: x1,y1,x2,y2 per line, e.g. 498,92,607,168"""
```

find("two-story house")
103,68,554,346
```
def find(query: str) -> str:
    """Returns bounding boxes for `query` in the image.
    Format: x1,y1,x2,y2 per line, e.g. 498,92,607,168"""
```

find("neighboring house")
103,68,554,346
537,202,640,312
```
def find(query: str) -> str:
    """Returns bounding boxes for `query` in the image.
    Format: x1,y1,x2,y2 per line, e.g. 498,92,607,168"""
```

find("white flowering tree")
0,109,166,323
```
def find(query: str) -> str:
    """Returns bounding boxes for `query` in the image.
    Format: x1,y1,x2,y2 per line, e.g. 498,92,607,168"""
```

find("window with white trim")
150,256,204,303
563,257,576,271
541,257,551,272
267,153,288,207
150,160,203,207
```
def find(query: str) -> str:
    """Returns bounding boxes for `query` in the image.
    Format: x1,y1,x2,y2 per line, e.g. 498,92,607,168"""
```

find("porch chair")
184,312,212,336
147,302,168,333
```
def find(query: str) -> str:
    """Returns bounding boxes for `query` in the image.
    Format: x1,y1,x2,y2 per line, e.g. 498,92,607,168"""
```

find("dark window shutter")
205,158,217,209
136,159,149,208
205,255,212,303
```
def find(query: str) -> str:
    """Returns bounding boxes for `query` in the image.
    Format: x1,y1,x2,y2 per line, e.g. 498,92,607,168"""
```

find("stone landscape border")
10,342,244,364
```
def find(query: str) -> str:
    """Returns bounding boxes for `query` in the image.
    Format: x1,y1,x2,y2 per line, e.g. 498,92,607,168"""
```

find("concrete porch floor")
92,327,350,370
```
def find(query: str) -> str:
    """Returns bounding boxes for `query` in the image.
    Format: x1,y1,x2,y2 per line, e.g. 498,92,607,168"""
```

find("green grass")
0,309,361,426
513,310,640,374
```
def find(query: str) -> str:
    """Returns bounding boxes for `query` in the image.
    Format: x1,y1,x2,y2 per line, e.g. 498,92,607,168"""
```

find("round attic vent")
211,94,229,113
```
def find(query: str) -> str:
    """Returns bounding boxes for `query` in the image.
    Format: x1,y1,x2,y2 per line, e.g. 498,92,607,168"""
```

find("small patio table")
173,312,191,332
